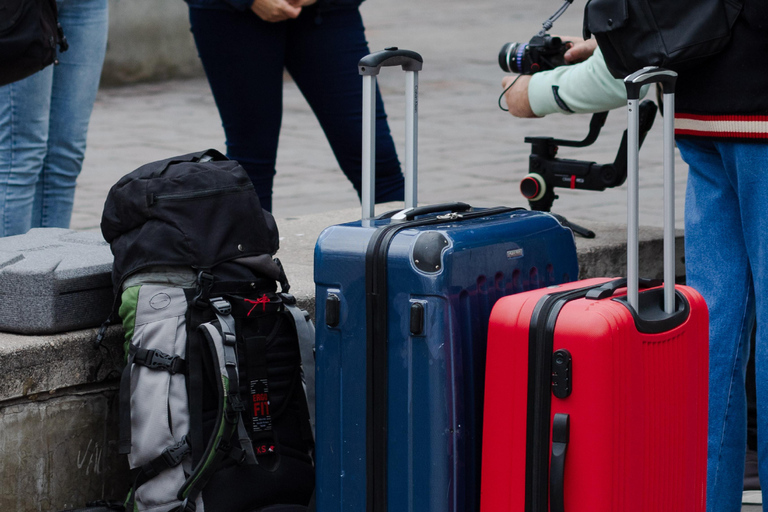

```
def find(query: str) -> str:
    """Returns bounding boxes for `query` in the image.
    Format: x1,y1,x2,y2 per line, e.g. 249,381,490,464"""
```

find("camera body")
499,34,568,74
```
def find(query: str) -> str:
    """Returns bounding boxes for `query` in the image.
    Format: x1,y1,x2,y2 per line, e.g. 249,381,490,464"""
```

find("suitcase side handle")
360,48,421,220
550,413,570,512
623,67,677,314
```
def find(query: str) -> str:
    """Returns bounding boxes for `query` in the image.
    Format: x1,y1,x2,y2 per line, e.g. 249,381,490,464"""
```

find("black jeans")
188,5,404,212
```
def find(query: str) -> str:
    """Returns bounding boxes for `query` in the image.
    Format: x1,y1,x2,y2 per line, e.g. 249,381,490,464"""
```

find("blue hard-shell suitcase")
313,49,580,512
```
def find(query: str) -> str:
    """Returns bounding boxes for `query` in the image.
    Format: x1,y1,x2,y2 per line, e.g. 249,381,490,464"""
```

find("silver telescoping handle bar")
359,48,423,220
624,67,677,314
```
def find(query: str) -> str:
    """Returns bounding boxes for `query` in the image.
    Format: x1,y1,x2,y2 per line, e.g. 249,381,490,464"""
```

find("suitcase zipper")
525,283,611,512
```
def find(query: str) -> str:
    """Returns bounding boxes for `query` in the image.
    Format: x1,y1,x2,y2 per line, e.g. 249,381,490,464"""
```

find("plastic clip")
162,436,190,468
193,271,215,308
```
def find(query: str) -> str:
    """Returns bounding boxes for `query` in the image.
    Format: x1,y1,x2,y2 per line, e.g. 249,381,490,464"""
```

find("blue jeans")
0,0,108,237
188,5,404,212
678,138,768,512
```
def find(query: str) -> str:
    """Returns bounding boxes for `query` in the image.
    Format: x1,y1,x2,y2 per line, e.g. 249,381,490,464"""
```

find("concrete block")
0,389,129,512
0,229,114,335
0,325,124,403
102,0,203,85
571,220,686,280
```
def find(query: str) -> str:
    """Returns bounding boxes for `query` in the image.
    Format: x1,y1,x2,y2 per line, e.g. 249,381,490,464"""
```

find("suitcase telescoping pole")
359,48,423,220
624,68,677,314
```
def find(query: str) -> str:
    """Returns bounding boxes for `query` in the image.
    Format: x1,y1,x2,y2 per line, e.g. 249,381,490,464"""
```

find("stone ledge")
0,211,684,402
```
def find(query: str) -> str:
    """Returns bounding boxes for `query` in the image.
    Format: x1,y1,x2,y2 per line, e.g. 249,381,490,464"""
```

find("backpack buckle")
162,436,190,468
193,271,215,308
210,297,232,316
229,394,246,413
147,350,174,370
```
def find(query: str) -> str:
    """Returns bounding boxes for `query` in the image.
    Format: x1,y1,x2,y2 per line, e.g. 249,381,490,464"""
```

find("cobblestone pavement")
73,0,687,234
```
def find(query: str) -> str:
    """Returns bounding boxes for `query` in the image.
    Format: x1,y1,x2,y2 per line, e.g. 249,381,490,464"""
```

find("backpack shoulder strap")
178,297,246,510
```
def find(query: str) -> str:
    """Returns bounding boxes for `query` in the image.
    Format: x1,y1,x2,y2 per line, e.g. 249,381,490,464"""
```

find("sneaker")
743,490,763,505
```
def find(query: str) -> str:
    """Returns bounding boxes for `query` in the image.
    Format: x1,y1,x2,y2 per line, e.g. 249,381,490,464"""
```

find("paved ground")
72,0,687,235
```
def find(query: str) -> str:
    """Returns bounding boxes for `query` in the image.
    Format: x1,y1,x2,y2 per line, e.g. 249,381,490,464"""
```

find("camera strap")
538,0,574,37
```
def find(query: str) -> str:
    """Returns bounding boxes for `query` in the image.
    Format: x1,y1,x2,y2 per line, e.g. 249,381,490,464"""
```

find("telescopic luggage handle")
623,67,677,314
359,48,423,220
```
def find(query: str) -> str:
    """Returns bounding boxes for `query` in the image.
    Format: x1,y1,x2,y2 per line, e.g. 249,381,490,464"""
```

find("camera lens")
498,42,525,73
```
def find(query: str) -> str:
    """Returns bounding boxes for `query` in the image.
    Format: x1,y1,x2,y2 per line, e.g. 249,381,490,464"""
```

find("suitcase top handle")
358,47,423,76
624,67,677,99
624,67,678,314
360,48,422,220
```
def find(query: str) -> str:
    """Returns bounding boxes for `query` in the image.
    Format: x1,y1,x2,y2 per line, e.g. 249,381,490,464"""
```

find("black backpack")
0,0,68,86
100,150,315,512
583,0,743,78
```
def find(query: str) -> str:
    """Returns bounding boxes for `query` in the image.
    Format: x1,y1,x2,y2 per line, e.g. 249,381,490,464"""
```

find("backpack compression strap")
177,298,252,511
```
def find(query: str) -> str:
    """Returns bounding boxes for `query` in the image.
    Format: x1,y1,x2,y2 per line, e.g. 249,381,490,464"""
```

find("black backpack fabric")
100,151,315,512
101,149,280,292
0,0,68,86
583,0,744,78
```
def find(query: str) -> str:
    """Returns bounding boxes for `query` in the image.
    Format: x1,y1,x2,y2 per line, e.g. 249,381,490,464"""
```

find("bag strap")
280,293,316,439
177,298,243,510
124,437,192,511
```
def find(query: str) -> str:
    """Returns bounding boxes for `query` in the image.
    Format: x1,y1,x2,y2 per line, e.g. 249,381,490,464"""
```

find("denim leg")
715,141,768,512
0,68,54,237
285,7,404,203
188,8,287,212
33,0,108,228
678,138,755,512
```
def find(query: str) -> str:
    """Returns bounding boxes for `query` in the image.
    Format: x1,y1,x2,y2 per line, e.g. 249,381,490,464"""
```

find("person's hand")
563,38,597,64
251,0,302,22
502,75,539,118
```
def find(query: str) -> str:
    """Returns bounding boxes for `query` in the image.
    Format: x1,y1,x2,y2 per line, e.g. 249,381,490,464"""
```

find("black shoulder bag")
0,0,68,87
584,0,743,79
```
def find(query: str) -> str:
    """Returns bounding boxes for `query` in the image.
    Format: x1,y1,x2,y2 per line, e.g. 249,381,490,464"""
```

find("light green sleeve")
526,47,650,117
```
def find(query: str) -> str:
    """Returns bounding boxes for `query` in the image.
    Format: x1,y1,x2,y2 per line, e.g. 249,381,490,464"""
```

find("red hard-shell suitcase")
480,68,709,512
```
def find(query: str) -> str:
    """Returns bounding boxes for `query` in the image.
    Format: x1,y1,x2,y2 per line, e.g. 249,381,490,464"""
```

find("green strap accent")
119,286,141,359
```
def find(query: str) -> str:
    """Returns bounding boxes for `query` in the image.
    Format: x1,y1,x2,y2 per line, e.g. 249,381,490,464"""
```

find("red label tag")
249,378,273,433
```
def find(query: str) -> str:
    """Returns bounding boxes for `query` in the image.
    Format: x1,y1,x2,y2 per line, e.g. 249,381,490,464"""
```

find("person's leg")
188,7,286,212
0,68,53,237
716,141,768,511
284,7,403,203
32,0,108,228
678,138,754,512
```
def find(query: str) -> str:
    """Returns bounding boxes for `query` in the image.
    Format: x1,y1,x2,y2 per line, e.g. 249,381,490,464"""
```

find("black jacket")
674,0,768,140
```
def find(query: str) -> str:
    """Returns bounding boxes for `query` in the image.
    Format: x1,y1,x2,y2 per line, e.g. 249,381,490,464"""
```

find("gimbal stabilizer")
520,99,658,214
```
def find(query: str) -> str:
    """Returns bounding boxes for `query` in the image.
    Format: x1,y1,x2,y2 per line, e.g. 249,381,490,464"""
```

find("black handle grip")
624,67,677,100
585,277,663,300
550,413,570,512
403,202,471,220
359,47,423,76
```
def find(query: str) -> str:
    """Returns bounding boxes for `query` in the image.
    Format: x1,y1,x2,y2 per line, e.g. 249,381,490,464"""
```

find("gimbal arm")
520,99,658,212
